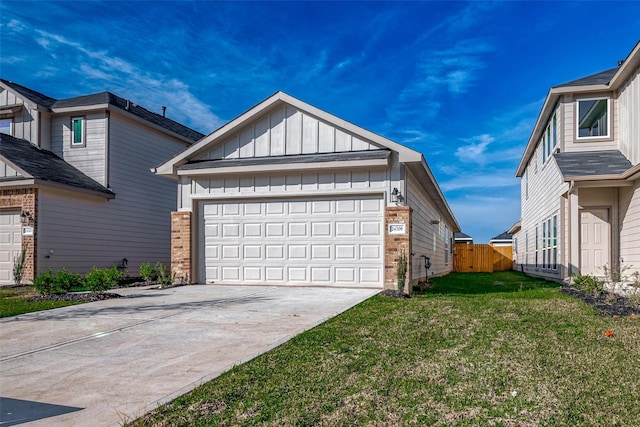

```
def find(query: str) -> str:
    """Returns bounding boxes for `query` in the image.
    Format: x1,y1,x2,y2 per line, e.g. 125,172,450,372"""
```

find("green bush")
572,273,605,296
33,270,57,295
155,262,175,288
139,262,157,283
85,266,122,293
54,269,83,292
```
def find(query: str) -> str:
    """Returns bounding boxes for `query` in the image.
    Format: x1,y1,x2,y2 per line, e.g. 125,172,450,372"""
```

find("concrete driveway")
0,284,378,426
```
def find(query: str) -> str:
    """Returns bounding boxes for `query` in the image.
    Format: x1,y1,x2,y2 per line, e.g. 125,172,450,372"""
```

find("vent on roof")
618,60,625,67
126,99,131,110
162,106,166,117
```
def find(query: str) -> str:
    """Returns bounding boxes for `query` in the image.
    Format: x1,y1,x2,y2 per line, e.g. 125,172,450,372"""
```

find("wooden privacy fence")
453,244,513,273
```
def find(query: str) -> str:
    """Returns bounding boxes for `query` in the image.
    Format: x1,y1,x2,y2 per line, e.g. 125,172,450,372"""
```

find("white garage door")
200,195,384,287
0,210,22,284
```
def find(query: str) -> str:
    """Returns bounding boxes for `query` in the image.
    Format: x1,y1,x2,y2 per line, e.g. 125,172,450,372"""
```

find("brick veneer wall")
0,188,37,282
171,211,191,284
384,206,412,292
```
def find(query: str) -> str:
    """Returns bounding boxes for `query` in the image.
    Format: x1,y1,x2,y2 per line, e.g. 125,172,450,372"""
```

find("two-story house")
513,40,640,281
0,79,204,283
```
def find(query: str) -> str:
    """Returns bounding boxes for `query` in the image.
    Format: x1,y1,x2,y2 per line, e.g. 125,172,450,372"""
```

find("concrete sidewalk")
0,285,378,426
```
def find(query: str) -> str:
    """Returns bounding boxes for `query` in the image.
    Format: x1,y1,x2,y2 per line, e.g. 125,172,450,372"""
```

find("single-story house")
454,232,473,244
154,92,459,290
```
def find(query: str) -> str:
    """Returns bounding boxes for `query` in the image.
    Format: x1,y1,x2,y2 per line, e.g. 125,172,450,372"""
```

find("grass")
132,271,640,426
0,285,81,317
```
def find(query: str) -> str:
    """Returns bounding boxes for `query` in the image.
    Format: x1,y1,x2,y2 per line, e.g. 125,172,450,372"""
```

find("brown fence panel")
453,244,513,273
491,245,513,272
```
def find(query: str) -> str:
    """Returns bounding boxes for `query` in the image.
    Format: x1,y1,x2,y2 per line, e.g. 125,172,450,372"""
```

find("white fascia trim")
0,156,31,178
0,178,36,189
51,103,110,114
177,158,389,176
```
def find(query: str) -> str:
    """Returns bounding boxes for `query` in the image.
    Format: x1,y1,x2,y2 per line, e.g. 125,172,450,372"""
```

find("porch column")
384,206,412,292
171,211,191,284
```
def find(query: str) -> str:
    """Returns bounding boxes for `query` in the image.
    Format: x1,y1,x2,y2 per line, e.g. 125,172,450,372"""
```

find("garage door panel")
201,196,383,287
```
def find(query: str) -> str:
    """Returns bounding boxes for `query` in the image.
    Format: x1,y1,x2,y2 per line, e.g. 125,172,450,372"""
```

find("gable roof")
0,79,204,142
155,91,460,232
454,232,472,240
554,150,632,179
516,40,640,177
490,231,512,241
0,134,115,198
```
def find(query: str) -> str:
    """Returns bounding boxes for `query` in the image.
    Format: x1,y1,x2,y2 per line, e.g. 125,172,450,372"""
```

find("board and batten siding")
405,170,452,279
37,112,189,275
195,105,381,162
618,67,640,164
0,87,39,145
561,93,618,154
51,113,108,186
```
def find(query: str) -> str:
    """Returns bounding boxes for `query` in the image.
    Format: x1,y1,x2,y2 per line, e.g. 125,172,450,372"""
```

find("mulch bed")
25,281,189,303
559,286,640,317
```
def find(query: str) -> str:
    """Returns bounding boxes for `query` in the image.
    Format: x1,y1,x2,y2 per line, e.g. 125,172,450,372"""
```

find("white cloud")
440,169,517,192
455,134,494,164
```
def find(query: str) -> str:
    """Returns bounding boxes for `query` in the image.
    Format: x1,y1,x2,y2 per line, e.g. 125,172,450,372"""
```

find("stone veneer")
384,206,412,292
0,188,37,282
171,211,191,284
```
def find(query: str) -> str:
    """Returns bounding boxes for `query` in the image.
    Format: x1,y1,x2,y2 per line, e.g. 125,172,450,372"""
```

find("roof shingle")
554,150,632,177
0,134,115,197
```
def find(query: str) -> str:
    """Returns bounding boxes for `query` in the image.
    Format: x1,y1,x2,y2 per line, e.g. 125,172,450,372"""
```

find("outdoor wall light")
20,211,32,224
430,219,440,225
391,187,399,203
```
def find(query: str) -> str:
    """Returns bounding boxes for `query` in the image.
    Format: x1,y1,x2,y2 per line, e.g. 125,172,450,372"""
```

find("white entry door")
200,196,384,287
580,208,610,276
0,210,22,284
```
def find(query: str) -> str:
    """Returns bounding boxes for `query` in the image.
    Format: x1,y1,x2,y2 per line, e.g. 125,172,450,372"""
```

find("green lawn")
130,272,634,425
0,286,80,317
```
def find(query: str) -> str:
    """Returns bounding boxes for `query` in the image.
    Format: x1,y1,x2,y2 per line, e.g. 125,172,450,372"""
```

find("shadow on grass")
417,271,559,296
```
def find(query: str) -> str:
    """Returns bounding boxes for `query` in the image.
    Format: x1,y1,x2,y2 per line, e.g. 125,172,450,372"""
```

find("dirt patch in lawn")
559,286,640,317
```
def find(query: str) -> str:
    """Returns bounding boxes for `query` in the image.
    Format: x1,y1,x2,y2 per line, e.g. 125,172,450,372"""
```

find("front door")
580,208,610,276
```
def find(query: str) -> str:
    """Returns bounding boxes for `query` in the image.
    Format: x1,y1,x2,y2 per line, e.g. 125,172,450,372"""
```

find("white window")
71,117,85,146
444,226,450,265
535,225,539,267
577,98,609,139
0,118,12,135
542,214,558,270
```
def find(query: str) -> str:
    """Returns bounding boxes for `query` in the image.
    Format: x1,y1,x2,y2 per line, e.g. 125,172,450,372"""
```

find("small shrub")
33,270,57,295
54,269,83,292
397,250,407,292
85,266,122,293
572,273,605,296
12,245,27,284
156,262,175,288
139,262,157,283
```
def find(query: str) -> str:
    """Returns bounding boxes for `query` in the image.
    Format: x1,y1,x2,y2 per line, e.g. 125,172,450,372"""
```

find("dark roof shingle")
1,79,205,142
554,150,632,177
553,68,618,88
0,134,115,197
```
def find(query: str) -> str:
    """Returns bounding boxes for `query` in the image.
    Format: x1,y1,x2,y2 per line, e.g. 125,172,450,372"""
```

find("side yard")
132,272,640,426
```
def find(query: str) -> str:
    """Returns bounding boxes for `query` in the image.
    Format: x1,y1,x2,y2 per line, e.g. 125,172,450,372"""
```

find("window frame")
71,116,86,147
576,97,611,140
0,118,12,135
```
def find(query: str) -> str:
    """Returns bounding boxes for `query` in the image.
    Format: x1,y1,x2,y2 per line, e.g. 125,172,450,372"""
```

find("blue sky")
1,1,638,242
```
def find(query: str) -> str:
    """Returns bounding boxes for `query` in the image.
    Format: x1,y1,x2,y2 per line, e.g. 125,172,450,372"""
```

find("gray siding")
51,113,108,186
37,112,188,275
0,87,39,145
618,67,640,164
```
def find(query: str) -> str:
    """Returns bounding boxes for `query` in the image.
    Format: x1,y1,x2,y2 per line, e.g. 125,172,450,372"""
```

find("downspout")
567,180,575,279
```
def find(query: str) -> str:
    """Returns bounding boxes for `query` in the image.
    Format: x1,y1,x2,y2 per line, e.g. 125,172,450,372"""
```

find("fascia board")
0,155,32,178
0,178,36,189
177,157,388,176
51,103,110,114
610,40,640,89
156,91,422,175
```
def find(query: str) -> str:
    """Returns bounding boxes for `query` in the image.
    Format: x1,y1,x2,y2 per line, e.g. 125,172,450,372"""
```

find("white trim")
188,188,385,203
575,97,611,140
177,158,389,176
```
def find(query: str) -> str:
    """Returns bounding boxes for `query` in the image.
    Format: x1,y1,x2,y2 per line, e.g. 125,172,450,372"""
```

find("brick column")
384,206,412,292
171,211,191,284
0,188,37,282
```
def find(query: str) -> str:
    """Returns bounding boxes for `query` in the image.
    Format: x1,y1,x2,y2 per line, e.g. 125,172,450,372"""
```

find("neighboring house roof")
490,231,512,241
0,134,115,198
554,68,618,88
0,79,57,108
454,232,472,240
516,40,640,177
0,79,205,142
554,150,633,178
